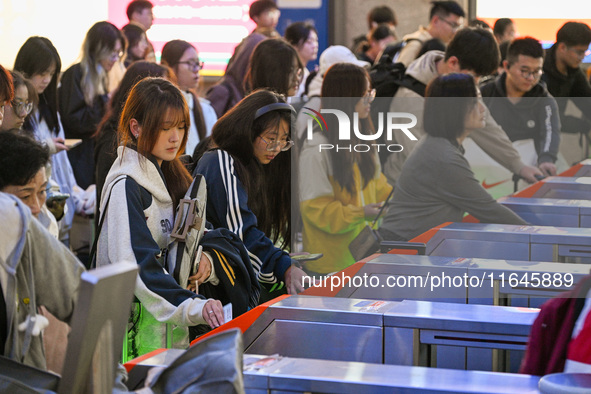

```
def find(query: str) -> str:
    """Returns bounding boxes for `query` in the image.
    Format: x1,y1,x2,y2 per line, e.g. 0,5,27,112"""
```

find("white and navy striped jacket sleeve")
196,150,291,284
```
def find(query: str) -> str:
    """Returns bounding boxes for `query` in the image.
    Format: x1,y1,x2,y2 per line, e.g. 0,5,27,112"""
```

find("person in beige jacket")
396,1,465,67
384,28,543,186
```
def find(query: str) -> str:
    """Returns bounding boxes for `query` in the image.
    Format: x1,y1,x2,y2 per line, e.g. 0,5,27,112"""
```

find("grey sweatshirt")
380,135,527,240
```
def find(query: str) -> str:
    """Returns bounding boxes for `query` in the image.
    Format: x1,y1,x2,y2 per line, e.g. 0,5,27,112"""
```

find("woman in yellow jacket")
299,63,392,274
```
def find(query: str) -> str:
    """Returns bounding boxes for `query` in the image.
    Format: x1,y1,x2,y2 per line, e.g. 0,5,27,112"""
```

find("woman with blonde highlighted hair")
59,21,126,189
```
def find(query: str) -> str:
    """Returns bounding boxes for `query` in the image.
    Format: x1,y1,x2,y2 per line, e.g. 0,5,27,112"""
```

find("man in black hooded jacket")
541,22,591,165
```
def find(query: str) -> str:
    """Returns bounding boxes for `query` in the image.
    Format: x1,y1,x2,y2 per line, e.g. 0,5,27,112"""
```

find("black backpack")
369,52,426,165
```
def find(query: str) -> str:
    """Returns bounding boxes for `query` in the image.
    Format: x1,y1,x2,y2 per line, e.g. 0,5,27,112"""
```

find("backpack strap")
88,176,126,269
397,74,427,97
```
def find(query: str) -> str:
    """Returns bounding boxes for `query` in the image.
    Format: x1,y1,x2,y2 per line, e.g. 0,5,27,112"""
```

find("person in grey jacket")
384,27,543,187
380,74,527,241
0,192,85,370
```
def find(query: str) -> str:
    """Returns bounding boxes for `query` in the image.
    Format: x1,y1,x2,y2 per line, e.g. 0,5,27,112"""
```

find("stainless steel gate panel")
383,300,536,373
419,330,527,351
337,255,469,302
335,254,589,307
531,177,591,200
245,319,383,363
243,296,392,363
426,223,591,263
582,208,591,227
383,300,535,337
570,159,591,177
467,259,589,307
528,226,591,263
249,356,541,393
426,223,532,260
498,196,591,227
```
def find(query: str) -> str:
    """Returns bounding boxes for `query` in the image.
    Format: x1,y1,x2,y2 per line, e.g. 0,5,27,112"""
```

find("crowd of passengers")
1,0,591,384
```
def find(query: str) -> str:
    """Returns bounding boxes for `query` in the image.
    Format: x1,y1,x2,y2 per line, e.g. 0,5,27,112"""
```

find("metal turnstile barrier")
420,222,591,264
560,159,591,177
125,350,541,393
330,254,588,308
522,176,591,200
240,296,537,373
499,196,591,227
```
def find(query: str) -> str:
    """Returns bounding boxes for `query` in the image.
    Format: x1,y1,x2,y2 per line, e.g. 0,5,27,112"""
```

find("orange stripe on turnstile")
189,294,290,346
559,163,583,177
512,179,546,198
124,348,167,373
386,222,452,255
300,262,366,297
462,214,479,223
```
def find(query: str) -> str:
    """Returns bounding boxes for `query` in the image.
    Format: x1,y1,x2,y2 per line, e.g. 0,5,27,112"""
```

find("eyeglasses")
362,88,376,105
177,60,204,71
567,46,589,58
259,135,294,151
440,17,462,31
109,50,124,61
11,100,33,116
517,67,543,80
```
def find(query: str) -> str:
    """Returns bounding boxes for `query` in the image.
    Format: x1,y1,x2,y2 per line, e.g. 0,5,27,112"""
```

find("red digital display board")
108,0,257,76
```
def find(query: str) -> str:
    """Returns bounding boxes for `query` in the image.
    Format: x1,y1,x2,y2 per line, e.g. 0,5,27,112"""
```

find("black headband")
254,102,295,120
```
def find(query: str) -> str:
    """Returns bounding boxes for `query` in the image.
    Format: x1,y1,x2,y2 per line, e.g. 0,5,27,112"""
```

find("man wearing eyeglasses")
481,37,561,177
383,28,544,188
542,22,591,165
396,1,465,67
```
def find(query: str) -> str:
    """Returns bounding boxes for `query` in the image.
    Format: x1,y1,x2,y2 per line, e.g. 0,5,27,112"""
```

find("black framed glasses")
11,100,33,116
178,60,204,71
518,67,543,80
259,135,294,151
440,17,462,31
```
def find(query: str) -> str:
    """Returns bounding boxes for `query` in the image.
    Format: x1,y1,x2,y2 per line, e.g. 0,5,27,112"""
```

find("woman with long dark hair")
94,61,174,205
196,89,306,296
59,21,125,189
285,22,319,98
380,73,527,241
14,37,89,245
97,77,228,359
160,39,217,156
121,23,149,67
246,38,303,97
299,63,392,274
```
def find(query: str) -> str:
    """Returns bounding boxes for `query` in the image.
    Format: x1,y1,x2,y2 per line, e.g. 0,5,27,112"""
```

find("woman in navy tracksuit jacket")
196,89,306,295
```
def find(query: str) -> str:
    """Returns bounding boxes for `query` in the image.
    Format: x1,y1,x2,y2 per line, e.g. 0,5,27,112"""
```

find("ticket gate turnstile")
520,176,591,200
240,296,537,373
561,159,591,177
329,254,588,308
125,350,542,393
498,196,591,227
418,222,591,264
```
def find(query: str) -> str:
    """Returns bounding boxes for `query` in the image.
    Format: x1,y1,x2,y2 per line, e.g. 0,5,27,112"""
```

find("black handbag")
348,189,394,261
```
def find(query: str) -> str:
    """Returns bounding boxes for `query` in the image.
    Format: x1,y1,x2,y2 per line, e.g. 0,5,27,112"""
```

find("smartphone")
46,193,70,205
291,253,323,262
